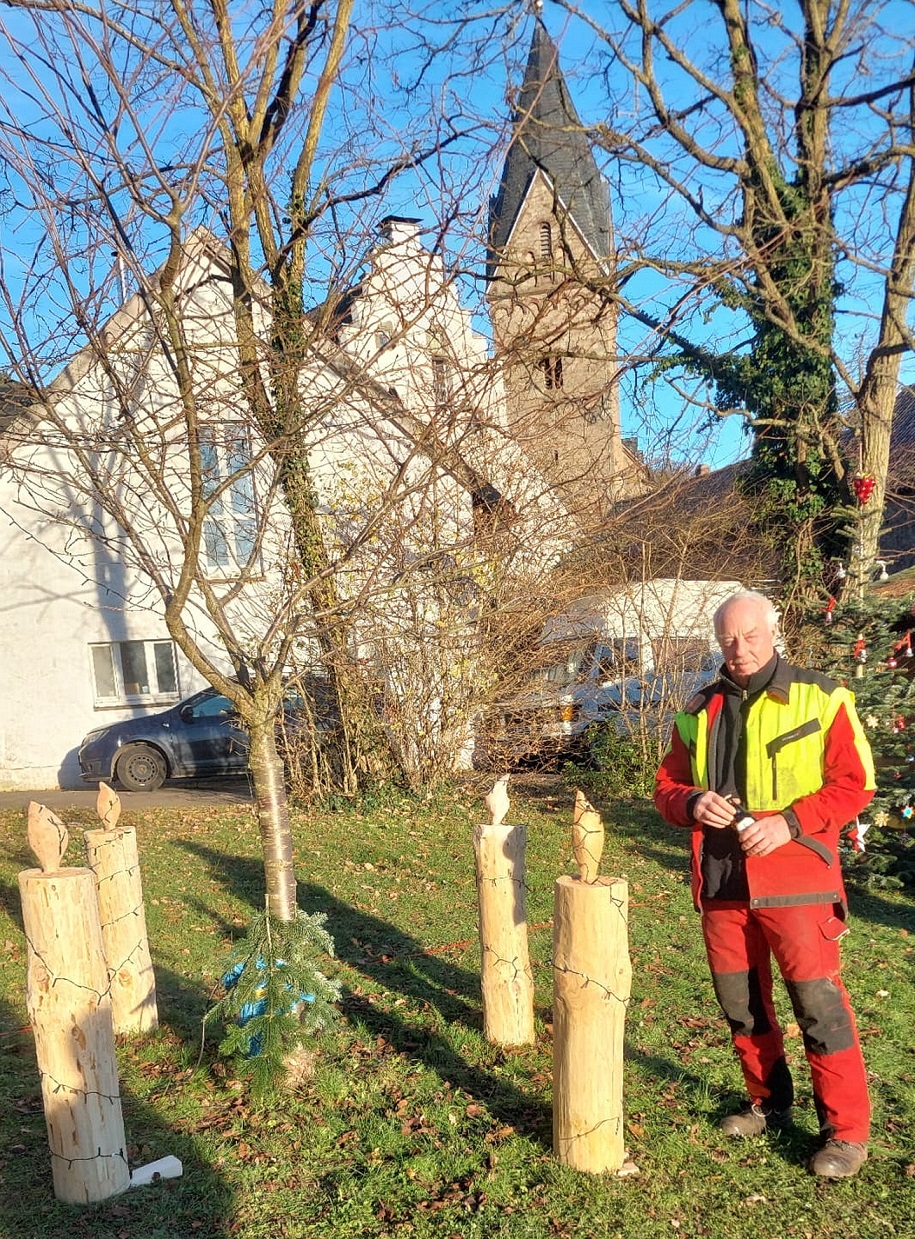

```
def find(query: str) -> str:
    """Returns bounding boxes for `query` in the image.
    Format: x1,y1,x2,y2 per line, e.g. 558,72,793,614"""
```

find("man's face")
715,598,777,687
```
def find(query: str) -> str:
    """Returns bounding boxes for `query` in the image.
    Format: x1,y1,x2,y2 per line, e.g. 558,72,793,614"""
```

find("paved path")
0,777,253,813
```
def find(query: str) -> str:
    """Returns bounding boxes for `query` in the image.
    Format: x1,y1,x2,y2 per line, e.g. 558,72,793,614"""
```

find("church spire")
488,19,611,274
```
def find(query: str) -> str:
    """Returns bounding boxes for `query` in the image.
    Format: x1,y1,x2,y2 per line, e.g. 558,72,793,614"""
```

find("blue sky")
1,0,912,474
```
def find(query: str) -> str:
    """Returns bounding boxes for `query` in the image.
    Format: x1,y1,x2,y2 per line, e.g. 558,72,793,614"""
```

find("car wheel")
115,744,168,792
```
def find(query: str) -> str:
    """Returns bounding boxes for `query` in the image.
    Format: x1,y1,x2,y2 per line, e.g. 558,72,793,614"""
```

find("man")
654,590,875,1179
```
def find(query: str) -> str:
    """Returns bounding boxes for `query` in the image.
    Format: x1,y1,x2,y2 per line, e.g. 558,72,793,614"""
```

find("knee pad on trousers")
785,977,857,1055
711,967,772,1037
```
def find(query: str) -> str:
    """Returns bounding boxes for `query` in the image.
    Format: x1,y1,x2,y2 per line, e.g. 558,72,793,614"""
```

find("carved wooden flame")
27,801,70,873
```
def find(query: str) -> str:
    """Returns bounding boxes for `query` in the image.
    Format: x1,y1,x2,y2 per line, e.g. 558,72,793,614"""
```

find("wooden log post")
553,794,632,1174
19,803,130,1203
473,776,535,1046
84,783,158,1034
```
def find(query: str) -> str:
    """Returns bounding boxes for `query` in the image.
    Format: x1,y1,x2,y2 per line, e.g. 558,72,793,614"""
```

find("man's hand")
690,790,738,829
737,814,791,857
690,793,792,857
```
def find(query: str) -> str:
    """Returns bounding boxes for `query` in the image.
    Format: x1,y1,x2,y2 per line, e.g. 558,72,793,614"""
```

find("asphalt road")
0,776,254,813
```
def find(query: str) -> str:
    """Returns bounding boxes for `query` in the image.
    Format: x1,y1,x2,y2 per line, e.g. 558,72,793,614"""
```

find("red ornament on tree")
852,474,876,504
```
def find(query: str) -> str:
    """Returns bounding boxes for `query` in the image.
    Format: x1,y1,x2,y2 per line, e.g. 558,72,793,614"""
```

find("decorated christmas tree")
807,581,915,889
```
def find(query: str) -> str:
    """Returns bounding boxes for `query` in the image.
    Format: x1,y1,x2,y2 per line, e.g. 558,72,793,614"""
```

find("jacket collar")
720,652,787,701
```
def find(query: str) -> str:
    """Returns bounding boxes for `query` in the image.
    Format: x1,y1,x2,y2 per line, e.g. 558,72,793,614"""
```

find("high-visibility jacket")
654,657,875,912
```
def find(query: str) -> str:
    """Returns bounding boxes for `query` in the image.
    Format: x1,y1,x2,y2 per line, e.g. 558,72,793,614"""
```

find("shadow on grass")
175,841,554,1140
177,840,481,1028
0,990,235,1239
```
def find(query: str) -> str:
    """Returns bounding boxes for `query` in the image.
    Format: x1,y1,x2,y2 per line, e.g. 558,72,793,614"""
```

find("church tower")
488,19,639,522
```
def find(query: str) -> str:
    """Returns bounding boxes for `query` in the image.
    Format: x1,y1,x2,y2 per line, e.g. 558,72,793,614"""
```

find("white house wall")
1,230,536,789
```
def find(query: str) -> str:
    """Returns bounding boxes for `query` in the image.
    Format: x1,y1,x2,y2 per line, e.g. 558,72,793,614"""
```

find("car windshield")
536,645,592,690
534,638,641,690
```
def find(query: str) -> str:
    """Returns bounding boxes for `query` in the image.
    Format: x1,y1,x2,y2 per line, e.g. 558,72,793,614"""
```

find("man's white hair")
713,590,780,635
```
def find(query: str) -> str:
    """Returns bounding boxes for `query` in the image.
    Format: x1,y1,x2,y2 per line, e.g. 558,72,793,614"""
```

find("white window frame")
90,639,181,708
200,423,259,575
431,356,452,408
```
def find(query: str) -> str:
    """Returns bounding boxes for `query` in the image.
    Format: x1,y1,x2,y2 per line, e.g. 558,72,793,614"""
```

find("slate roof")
487,20,611,274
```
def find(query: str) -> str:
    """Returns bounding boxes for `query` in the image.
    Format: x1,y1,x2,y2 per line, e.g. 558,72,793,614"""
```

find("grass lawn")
0,779,913,1238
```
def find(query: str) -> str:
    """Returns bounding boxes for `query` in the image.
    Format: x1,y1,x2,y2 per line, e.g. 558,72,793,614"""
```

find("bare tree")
0,0,529,919
546,0,915,609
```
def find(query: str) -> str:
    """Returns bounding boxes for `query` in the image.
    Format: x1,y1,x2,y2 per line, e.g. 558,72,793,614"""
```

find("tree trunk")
246,718,297,921
854,94,915,587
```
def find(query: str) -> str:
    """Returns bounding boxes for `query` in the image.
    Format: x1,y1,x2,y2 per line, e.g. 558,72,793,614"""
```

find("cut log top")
26,802,70,874
19,866,95,883
556,873,625,890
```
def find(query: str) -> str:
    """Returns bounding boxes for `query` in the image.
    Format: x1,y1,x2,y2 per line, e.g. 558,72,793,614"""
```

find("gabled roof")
488,20,611,273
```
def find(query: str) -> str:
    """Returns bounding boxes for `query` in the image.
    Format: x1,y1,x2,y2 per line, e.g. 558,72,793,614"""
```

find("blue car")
78,688,249,792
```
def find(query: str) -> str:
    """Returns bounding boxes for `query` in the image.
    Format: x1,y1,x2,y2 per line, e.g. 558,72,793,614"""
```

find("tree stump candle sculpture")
553,791,632,1173
19,802,130,1203
472,775,535,1045
84,782,158,1033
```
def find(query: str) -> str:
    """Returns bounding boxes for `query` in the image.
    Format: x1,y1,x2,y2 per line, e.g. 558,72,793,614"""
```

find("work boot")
720,1102,792,1138
808,1140,868,1179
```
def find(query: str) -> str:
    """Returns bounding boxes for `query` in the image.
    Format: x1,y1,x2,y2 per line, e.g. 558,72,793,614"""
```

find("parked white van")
485,578,743,762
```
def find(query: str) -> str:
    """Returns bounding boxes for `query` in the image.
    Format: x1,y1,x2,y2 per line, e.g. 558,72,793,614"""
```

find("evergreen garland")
205,905,341,1098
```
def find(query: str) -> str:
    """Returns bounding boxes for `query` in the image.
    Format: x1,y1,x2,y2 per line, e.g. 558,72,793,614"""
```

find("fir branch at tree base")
205,905,341,1099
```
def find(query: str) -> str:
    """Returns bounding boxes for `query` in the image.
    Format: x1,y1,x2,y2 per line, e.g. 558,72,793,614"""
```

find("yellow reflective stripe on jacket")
675,679,874,811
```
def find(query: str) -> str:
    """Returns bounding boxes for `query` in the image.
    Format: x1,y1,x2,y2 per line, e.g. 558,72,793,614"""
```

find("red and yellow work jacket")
654,658,876,911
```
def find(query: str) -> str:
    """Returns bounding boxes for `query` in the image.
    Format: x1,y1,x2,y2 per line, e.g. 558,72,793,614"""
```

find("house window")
540,356,563,390
200,424,257,571
539,221,553,259
90,640,179,706
431,356,451,408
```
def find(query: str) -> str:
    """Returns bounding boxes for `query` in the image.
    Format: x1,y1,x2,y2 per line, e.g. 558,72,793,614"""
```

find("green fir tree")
205,905,341,1098
812,590,915,890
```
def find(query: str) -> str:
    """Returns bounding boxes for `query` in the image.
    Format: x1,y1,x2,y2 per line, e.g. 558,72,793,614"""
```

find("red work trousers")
701,901,870,1143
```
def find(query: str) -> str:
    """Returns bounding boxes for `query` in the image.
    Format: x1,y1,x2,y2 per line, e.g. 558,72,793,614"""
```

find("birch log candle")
553,793,631,1173
84,783,158,1034
19,802,130,1203
473,776,535,1045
